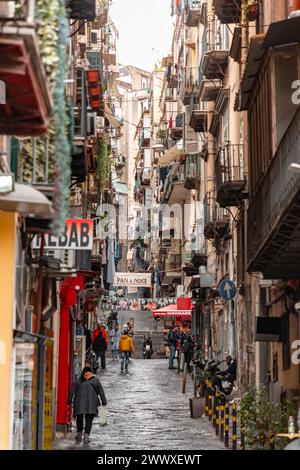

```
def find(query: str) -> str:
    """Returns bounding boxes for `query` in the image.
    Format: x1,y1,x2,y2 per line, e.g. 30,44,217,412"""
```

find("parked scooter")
142,335,153,359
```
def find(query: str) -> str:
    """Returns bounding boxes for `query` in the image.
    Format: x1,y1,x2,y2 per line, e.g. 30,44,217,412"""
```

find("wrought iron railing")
247,106,300,264
204,191,229,227
215,144,244,191
0,0,35,22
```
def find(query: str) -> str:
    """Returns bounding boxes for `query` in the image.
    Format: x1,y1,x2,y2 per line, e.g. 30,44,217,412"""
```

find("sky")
110,0,174,72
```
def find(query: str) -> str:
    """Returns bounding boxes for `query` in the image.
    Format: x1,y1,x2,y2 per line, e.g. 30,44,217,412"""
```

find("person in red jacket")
92,321,109,370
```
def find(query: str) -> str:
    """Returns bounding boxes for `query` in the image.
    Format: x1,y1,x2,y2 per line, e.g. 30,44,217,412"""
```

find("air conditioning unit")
87,112,97,136
96,116,105,129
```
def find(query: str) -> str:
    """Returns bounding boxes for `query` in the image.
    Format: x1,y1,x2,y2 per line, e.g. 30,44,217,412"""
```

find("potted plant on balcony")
245,0,259,22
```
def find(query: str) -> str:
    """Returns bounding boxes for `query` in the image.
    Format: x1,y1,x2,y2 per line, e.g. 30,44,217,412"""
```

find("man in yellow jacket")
119,325,136,372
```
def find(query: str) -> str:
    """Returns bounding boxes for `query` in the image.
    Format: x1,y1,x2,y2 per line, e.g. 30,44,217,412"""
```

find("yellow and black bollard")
220,398,225,442
269,433,275,450
208,383,213,422
224,401,229,448
205,381,209,417
232,402,237,450
215,390,220,437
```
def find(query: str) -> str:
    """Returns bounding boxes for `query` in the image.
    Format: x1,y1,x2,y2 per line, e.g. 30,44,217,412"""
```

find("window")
90,32,97,44
141,76,148,90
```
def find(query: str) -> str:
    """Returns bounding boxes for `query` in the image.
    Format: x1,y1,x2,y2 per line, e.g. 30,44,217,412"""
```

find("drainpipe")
230,299,237,358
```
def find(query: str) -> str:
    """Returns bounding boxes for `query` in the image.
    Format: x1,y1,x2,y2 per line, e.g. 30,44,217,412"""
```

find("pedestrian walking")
167,325,178,370
67,366,107,444
182,335,194,372
110,324,121,360
119,325,136,372
92,321,108,370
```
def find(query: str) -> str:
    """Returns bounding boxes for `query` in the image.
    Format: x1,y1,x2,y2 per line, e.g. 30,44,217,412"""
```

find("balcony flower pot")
247,4,258,21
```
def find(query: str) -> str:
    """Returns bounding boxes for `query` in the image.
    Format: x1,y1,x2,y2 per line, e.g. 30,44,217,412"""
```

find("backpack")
93,330,107,351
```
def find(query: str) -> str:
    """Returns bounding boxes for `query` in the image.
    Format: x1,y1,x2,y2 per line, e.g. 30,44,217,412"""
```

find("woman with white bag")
67,366,107,444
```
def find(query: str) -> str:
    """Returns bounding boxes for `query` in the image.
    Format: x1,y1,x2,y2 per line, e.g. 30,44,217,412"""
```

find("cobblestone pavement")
55,359,225,451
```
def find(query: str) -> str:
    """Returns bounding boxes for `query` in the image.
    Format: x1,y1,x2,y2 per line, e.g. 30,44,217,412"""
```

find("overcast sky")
110,0,174,72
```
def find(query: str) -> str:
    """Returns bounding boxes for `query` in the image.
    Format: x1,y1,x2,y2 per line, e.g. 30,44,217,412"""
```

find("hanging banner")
33,219,93,251
113,272,152,287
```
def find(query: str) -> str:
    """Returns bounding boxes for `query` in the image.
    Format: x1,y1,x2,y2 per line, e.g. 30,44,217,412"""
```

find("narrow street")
55,359,224,451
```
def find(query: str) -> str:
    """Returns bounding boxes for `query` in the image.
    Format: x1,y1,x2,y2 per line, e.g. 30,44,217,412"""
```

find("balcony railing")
184,154,200,190
247,106,300,278
215,144,247,207
170,113,184,141
201,23,229,80
142,167,151,185
19,137,54,197
213,0,242,25
204,191,230,240
185,0,201,27
0,0,35,21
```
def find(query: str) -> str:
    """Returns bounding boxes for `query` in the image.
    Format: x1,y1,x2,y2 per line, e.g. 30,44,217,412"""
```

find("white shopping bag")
99,407,107,427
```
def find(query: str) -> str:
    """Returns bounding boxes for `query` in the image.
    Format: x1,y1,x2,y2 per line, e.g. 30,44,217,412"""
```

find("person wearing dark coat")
67,366,107,444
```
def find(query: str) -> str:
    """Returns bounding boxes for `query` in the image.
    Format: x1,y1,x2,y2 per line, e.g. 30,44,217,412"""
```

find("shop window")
282,313,290,371
272,352,278,382
274,45,299,147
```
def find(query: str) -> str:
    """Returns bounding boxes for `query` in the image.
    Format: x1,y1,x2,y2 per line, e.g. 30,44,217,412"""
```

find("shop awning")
105,103,121,128
152,304,192,319
239,34,265,111
159,140,184,166
263,16,300,49
0,183,52,217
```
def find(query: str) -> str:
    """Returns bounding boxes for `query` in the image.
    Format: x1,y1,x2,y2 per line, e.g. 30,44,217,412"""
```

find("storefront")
12,332,54,450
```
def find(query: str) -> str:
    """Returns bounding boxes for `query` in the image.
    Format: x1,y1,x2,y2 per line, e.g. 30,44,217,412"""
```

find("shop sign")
113,272,152,287
33,219,93,251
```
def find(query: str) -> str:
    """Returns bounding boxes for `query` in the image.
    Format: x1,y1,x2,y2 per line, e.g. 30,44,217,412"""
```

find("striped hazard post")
205,381,209,417
224,401,230,448
220,398,225,442
208,382,213,422
215,390,220,437
232,402,237,450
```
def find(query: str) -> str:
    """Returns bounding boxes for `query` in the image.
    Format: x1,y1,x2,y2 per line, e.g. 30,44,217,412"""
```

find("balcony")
247,106,300,279
215,144,247,207
71,137,88,183
184,154,200,190
180,70,198,105
189,105,207,133
213,0,242,24
201,26,229,80
162,164,188,205
142,167,151,186
185,0,201,27
199,79,222,102
0,0,52,136
204,192,230,240
170,113,184,142
68,0,96,21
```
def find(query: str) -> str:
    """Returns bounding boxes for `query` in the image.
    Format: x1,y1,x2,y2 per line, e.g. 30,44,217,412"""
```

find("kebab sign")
33,219,93,250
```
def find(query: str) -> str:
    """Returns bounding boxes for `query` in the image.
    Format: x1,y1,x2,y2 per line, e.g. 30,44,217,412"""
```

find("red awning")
152,304,192,319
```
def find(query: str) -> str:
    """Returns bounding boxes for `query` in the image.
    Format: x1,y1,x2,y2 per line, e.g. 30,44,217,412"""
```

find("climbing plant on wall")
20,0,71,234
97,137,111,191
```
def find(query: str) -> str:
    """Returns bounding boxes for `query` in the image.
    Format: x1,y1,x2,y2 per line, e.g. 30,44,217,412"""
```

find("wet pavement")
55,359,225,450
